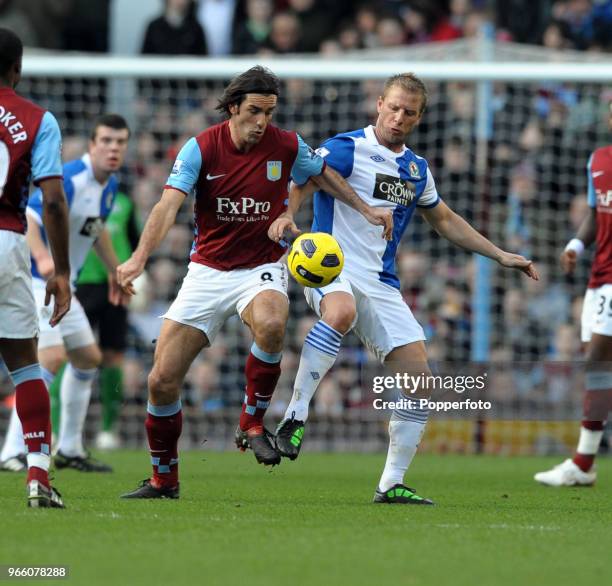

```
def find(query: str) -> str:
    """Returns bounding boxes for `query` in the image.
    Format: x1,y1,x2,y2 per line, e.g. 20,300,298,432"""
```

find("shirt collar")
364,125,407,156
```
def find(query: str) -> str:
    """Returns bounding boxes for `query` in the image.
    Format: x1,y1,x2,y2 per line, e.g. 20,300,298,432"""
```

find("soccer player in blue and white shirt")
271,73,539,504
0,114,130,474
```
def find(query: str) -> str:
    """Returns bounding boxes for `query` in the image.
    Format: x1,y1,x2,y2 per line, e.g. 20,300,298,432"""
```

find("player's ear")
229,103,239,116
376,96,384,114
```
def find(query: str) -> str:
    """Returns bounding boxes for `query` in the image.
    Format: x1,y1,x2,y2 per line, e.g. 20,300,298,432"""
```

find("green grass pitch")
1,451,611,586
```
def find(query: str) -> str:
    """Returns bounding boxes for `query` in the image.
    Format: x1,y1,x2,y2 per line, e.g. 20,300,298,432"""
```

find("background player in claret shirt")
270,73,539,504
117,66,392,499
0,28,70,508
535,101,612,487
0,114,130,474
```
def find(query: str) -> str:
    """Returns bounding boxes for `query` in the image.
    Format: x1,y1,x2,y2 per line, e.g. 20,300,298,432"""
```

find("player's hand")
36,254,55,279
268,213,301,243
45,273,71,327
363,206,393,240
108,272,132,306
559,250,578,274
116,256,142,296
497,252,539,280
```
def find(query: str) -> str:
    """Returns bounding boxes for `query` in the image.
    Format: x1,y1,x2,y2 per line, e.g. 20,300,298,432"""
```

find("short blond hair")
382,73,428,114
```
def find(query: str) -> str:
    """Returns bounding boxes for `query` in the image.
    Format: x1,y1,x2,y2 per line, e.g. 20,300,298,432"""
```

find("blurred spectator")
354,3,379,49
233,0,272,54
197,0,239,55
496,0,553,44
542,20,573,49
0,0,39,47
63,0,109,52
288,0,332,53
142,0,207,56
264,11,302,53
20,0,73,50
376,16,405,47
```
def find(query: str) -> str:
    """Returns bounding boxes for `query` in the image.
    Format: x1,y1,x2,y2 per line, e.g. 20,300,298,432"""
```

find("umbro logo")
592,171,604,178
370,155,385,162
206,173,226,180
311,372,320,380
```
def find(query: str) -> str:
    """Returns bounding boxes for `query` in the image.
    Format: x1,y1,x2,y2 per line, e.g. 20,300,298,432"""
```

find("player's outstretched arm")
560,207,596,274
421,201,539,280
268,180,317,243
39,177,71,326
117,187,185,292
312,166,394,240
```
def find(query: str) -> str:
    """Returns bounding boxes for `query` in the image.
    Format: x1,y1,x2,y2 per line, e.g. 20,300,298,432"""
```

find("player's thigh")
75,283,107,331
99,302,128,353
163,262,237,346
150,318,208,394
0,231,38,341
304,273,355,323
0,338,39,372
238,262,289,348
351,278,425,364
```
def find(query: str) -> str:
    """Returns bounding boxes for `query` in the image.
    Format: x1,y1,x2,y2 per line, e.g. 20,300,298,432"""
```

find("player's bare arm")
420,200,539,280
268,180,317,242
117,187,185,291
25,211,54,278
94,227,131,306
39,177,71,326
560,207,597,274
312,166,393,239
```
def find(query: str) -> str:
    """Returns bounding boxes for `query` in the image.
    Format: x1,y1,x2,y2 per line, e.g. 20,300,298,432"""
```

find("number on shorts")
0,140,9,199
597,294,612,317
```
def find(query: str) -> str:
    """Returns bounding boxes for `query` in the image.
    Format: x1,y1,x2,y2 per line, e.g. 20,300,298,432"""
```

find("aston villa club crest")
409,161,420,178
267,161,282,181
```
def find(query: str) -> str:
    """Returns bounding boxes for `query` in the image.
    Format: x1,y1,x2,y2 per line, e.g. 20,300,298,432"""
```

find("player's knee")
322,305,356,334
71,346,102,370
148,369,180,404
254,317,286,350
42,354,66,375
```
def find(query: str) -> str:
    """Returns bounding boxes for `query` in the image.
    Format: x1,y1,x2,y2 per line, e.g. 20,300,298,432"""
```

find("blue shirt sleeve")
315,135,355,178
31,111,63,184
166,137,202,195
587,153,596,208
290,135,325,186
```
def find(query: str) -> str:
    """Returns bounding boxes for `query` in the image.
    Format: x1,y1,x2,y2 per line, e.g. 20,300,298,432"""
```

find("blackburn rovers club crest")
409,161,420,178
267,161,282,181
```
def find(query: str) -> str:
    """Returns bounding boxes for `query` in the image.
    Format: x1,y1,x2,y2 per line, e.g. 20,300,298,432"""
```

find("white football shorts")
0,230,38,339
32,277,95,350
304,268,426,363
581,284,612,343
163,261,289,345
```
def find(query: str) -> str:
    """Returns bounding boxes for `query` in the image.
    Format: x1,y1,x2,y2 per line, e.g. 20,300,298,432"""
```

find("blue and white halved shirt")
27,153,118,286
312,125,440,289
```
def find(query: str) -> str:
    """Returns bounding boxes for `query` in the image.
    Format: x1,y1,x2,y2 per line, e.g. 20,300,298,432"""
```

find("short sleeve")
290,135,325,186
31,111,63,184
587,153,596,208
315,135,356,178
165,137,202,195
27,165,74,225
416,168,441,208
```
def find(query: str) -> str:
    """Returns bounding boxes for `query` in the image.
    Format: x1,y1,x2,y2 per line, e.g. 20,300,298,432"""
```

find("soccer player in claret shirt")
0,28,71,508
270,73,539,504
535,101,612,487
0,114,130,474
117,66,392,499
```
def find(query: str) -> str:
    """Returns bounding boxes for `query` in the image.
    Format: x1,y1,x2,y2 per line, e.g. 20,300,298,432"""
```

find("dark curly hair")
216,66,281,117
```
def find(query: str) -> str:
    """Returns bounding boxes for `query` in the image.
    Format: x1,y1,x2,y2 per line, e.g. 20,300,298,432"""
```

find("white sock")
27,453,50,472
284,320,343,422
577,426,604,455
0,406,26,460
57,364,96,457
378,419,426,492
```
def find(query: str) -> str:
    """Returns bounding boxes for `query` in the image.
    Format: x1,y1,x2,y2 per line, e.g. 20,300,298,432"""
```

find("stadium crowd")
0,0,610,425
